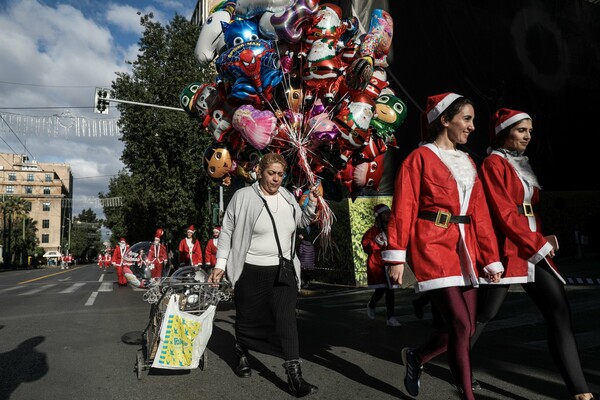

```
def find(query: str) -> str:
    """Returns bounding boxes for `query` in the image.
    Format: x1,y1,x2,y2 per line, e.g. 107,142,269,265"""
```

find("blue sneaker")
401,347,422,396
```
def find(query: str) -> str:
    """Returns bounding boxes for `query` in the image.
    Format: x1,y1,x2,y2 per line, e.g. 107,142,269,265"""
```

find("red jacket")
479,151,563,284
383,144,502,292
204,238,218,267
178,238,203,267
148,242,167,267
362,226,398,288
112,245,128,266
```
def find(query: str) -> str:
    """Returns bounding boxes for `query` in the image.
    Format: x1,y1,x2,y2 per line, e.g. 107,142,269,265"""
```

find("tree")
0,197,36,267
69,209,103,262
101,14,217,248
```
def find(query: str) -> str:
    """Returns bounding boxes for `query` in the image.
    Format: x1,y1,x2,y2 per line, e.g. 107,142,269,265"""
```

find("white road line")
18,284,57,295
0,286,22,294
85,291,98,306
59,282,86,293
98,274,104,282
586,278,594,284
98,282,113,292
576,278,584,284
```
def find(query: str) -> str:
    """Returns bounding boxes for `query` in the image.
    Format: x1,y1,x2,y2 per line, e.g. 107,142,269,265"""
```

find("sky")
0,0,194,219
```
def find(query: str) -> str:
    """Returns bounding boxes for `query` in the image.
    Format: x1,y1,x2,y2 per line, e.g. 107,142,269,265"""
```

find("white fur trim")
438,148,476,190
505,154,540,189
495,112,531,134
381,249,406,263
426,93,462,123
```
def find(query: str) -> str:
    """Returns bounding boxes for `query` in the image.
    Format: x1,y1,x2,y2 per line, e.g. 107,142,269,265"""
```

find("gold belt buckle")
522,202,534,217
435,210,451,228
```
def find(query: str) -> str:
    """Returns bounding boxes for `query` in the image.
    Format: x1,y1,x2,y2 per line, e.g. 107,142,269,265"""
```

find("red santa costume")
148,228,168,279
382,142,502,292
472,108,594,397
98,254,104,269
382,93,502,399
479,109,563,285
178,225,203,268
112,238,129,286
204,226,220,270
361,206,398,289
103,252,111,270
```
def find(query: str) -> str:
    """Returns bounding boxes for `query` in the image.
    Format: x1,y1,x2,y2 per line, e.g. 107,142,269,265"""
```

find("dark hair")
424,97,474,143
490,117,531,149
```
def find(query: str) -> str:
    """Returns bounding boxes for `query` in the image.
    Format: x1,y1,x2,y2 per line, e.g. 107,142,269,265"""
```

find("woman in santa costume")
204,226,220,274
383,92,503,400
112,238,129,286
475,108,596,400
147,228,168,279
362,203,401,327
178,225,203,269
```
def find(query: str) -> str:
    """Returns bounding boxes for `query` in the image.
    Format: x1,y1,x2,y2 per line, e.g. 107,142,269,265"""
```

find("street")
0,259,599,400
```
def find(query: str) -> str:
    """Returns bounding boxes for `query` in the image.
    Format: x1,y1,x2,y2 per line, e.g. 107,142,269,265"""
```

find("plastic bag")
151,294,216,370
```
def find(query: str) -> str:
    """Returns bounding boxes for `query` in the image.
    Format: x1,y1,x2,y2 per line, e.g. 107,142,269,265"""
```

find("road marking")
18,284,57,295
566,277,600,285
17,266,85,284
98,274,104,282
98,282,113,292
59,282,86,293
85,291,98,306
0,286,22,294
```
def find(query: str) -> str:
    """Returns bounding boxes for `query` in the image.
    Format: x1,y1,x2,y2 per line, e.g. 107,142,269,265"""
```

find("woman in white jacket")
209,152,320,398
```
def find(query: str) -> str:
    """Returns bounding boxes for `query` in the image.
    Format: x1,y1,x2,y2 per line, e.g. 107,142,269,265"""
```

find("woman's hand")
308,182,322,203
208,268,225,283
388,263,405,285
487,271,502,283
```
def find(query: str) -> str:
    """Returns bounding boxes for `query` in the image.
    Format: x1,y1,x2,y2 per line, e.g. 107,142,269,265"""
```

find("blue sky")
0,0,194,218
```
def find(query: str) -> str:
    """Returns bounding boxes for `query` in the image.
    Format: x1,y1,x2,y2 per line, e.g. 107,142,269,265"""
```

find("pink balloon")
232,105,277,150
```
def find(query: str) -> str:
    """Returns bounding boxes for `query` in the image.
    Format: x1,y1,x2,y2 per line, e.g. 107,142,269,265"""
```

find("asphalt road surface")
0,258,598,399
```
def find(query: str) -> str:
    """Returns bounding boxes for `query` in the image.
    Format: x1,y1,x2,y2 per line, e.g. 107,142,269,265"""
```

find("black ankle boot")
283,360,318,397
235,344,251,378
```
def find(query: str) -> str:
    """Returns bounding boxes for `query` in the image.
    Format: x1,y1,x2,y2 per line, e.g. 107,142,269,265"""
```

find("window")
27,173,34,182
42,202,50,211
43,187,51,195
41,234,49,243
25,186,33,194
42,219,50,229
45,174,52,182
8,173,16,181
6,185,14,194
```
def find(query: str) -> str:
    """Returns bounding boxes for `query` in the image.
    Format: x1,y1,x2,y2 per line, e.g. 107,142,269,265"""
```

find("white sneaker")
386,317,402,327
367,304,376,320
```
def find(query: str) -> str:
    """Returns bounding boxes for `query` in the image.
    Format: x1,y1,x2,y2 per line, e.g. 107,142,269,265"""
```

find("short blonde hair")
258,152,287,171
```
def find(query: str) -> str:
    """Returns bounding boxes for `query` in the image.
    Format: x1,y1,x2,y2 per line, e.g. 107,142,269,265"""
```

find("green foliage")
101,13,217,250
68,209,102,261
1,197,37,266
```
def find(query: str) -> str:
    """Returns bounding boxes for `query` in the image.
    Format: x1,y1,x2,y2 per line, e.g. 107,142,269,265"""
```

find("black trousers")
234,263,299,360
473,262,590,395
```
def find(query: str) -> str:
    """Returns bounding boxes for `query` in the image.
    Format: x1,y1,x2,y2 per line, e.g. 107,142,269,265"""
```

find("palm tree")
1,196,31,267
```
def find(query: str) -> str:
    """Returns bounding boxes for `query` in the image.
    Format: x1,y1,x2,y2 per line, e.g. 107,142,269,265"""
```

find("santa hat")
187,225,195,233
213,226,221,233
154,228,164,240
119,237,126,243
374,203,390,216
491,108,531,135
421,92,462,140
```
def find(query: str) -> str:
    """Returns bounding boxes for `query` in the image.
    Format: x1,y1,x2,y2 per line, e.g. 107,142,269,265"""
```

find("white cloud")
105,3,166,33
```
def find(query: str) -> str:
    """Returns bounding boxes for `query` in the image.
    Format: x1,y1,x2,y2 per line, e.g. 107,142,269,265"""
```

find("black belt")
517,203,535,216
418,211,471,228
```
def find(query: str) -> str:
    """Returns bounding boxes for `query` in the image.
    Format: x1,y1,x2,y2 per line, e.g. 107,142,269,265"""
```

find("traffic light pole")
94,87,184,114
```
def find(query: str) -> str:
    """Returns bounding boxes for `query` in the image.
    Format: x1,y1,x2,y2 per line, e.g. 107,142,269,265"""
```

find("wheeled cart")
135,267,230,379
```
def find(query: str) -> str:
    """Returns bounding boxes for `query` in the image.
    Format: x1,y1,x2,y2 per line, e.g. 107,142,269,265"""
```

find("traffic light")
94,87,110,114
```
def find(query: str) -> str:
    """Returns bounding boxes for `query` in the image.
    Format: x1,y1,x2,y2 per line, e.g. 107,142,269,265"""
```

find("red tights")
416,286,477,399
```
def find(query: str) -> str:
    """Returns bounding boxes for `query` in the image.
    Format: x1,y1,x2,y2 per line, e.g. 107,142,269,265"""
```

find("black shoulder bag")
261,196,297,286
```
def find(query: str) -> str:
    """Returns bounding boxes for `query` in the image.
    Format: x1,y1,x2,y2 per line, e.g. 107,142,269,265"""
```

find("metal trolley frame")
135,267,230,379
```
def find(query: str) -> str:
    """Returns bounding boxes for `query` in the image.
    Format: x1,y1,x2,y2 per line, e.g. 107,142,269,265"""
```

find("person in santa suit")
382,92,503,400
103,251,111,270
475,108,596,400
147,228,168,279
178,225,203,269
112,238,129,286
204,226,220,274
98,253,104,269
362,204,401,327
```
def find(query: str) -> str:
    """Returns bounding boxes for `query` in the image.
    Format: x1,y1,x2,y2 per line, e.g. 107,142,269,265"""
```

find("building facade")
0,153,72,256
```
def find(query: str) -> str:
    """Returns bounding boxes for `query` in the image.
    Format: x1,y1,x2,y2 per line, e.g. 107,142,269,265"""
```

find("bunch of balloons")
181,0,407,238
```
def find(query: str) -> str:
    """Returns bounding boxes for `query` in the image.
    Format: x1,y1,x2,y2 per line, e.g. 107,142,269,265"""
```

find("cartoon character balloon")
194,2,235,64
203,143,235,185
370,95,407,139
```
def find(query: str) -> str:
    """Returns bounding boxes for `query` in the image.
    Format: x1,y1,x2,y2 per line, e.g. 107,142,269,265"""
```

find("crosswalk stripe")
59,283,86,293
18,284,57,295
0,286,22,294
98,282,113,292
85,291,98,306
